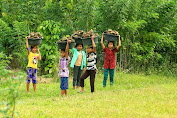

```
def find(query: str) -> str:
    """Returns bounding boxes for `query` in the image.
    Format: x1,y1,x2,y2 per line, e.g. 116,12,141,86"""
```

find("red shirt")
103,47,118,69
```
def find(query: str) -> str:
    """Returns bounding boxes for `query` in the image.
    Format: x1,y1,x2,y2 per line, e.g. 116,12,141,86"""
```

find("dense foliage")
0,0,176,76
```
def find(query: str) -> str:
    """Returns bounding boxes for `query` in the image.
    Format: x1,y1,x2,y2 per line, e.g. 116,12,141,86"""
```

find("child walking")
101,33,121,87
26,36,41,93
80,36,97,93
58,40,71,96
70,42,86,90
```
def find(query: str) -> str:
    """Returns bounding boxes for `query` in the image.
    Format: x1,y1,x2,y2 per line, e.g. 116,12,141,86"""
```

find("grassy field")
1,72,177,118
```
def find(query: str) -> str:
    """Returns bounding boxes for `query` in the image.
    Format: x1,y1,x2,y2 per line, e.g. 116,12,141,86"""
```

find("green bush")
0,52,26,117
37,20,66,77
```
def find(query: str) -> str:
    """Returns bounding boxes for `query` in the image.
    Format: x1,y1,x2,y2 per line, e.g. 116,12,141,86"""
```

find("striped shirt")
86,52,97,70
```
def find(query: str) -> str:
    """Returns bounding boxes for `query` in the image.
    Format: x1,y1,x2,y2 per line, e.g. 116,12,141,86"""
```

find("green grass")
1,73,177,118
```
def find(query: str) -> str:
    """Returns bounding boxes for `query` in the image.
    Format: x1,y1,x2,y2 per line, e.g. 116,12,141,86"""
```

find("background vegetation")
0,0,176,77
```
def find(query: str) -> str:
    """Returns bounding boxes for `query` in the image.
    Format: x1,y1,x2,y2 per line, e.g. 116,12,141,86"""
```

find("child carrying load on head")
70,42,86,90
101,33,121,87
79,36,97,93
26,36,41,93
58,40,72,96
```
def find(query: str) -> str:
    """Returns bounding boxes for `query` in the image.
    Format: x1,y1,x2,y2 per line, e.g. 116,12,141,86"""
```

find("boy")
80,36,97,92
58,40,71,96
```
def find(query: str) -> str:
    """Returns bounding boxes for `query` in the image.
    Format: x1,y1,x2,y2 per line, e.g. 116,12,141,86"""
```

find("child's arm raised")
37,48,41,60
116,35,121,50
91,35,96,53
65,40,71,59
26,36,30,55
101,33,105,49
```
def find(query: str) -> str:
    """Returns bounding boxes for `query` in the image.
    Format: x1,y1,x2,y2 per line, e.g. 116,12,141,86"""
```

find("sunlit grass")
1,73,177,117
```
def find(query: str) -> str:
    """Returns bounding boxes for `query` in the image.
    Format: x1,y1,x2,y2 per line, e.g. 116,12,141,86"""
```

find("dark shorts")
27,67,37,84
60,77,68,90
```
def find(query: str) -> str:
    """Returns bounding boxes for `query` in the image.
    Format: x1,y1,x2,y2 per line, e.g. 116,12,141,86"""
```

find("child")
58,40,71,96
101,33,121,87
80,36,97,93
70,42,86,90
26,36,41,93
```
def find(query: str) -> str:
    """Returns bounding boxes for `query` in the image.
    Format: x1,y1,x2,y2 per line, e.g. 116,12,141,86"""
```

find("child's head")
108,41,114,49
31,45,38,53
75,43,83,51
60,49,66,57
87,46,93,53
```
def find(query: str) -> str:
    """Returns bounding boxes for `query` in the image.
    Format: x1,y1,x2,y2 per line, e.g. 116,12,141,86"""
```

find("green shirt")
70,48,86,70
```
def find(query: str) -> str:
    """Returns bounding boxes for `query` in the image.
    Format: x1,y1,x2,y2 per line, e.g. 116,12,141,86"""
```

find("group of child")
25,33,121,96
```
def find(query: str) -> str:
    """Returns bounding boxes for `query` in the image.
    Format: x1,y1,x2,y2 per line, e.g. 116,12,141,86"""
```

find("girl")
70,42,86,90
58,40,71,96
101,33,121,87
80,36,97,93
26,36,41,93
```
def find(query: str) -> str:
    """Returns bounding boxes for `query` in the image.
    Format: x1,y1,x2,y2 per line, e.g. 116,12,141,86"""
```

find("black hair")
31,45,37,50
60,49,69,55
90,46,93,49
75,43,84,48
31,45,34,50
61,49,65,52
87,46,93,49
108,41,115,47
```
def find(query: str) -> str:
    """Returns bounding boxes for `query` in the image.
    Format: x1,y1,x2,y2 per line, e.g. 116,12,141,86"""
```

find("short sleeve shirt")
103,47,118,69
58,56,70,77
27,52,39,69
86,52,97,70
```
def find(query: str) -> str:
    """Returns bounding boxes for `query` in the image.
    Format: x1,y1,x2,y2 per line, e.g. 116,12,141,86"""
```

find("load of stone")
57,35,75,42
103,29,119,41
28,32,43,39
57,35,75,49
72,29,98,39
27,32,43,45
104,29,119,36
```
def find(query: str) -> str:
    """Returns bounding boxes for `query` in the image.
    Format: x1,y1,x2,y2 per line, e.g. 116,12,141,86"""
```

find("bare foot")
77,90,84,93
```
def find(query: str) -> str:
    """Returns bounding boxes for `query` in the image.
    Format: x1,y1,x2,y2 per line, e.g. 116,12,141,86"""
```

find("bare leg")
65,90,68,96
61,90,65,96
27,83,30,93
33,84,36,92
73,86,76,90
81,87,84,92
77,86,80,89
